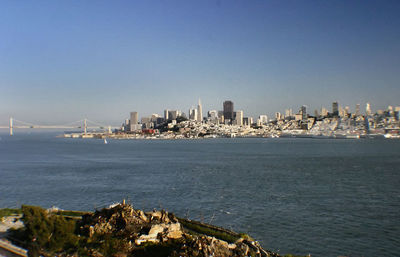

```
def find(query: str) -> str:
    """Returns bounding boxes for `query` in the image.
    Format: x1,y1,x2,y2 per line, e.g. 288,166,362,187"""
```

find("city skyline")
1,1,400,124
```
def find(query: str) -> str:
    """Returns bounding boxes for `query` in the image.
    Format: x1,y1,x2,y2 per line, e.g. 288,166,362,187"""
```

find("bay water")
0,132,399,256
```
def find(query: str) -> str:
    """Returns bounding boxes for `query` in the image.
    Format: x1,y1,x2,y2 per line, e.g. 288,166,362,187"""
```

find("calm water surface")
0,132,399,257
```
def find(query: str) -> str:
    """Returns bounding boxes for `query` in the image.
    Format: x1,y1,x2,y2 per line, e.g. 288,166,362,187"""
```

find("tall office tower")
321,107,328,117
275,112,282,120
168,110,180,120
129,112,139,131
150,114,159,122
355,104,360,116
164,109,169,120
130,112,138,124
259,115,268,124
314,109,319,117
189,107,198,120
366,103,371,116
339,107,345,117
208,110,218,120
345,106,350,116
248,117,254,124
197,99,203,122
235,110,243,126
243,117,249,126
301,105,307,120
223,100,234,122
332,102,339,117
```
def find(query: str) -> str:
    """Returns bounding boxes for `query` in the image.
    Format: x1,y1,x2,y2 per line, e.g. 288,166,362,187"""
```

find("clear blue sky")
1,0,399,125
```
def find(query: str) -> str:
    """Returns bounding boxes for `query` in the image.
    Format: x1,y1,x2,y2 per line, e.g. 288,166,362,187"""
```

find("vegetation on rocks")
0,208,21,218
3,203,306,257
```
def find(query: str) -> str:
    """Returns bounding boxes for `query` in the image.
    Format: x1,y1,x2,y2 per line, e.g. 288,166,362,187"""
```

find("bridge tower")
9,117,13,136
84,119,87,135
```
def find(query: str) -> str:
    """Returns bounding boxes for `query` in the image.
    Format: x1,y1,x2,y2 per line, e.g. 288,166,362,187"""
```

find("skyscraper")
300,105,307,120
259,115,268,124
223,100,234,122
355,104,360,116
130,112,138,125
189,107,198,120
332,102,339,117
235,110,243,126
164,109,169,120
366,103,371,116
197,99,202,122
129,112,139,131
321,107,328,117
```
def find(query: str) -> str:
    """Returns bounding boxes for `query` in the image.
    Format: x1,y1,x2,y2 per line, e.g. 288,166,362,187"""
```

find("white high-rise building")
164,109,169,120
321,107,328,117
208,110,218,119
259,115,268,124
235,110,243,126
189,107,198,121
366,103,372,116
197,99,203,122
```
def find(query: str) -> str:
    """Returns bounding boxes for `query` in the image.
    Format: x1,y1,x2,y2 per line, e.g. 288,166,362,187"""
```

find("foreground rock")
2,202,300,257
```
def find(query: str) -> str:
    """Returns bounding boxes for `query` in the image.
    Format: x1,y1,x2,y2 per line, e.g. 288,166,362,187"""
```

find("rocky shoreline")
0,202,307,257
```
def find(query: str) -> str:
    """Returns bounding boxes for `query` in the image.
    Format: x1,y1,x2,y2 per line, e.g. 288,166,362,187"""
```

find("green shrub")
21,205,79,254
0,208,22,218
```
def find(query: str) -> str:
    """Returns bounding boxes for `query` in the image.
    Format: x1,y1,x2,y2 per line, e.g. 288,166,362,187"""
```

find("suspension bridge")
0,118,118,136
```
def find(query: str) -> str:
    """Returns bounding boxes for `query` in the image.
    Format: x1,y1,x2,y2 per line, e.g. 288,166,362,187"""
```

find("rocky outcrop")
4,202,290,257
77,202,279,257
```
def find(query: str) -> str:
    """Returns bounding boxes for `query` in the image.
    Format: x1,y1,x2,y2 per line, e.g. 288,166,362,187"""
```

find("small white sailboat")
104,138,108,144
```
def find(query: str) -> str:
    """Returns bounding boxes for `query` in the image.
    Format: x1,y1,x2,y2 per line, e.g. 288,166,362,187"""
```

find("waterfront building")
332,102,339,117
197,99,203,122
223,100,234,122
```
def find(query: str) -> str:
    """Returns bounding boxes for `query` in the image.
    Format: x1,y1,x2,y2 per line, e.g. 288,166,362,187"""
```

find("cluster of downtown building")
117,100,400,139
